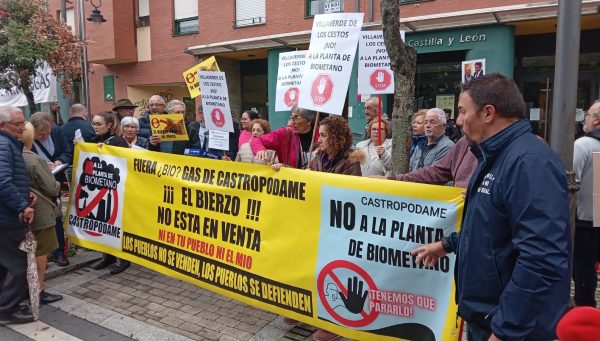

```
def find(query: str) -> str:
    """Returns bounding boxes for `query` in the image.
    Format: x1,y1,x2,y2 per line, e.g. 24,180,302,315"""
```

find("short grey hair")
69,103,88,118
149,95,165,105
290,105,317,124
366,96,379,106
427,108,447,125
29,112,54,129
121,116,140,130
166,99,186,113
0,106,21,123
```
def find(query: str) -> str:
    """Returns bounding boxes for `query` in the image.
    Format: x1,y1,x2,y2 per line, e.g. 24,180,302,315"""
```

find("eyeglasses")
291,115,305,122
149,103,164,107
6,121,26,128
584,112,600,119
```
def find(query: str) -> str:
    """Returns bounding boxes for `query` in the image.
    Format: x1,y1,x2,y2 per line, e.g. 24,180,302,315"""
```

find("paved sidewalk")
45,261,340,341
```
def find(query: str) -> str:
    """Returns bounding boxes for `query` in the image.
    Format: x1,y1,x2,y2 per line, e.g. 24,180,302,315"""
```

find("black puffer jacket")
0,131,30,230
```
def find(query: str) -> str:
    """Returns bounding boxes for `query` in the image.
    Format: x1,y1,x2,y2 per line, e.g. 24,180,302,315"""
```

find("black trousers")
0,228,28,314
572,219,600,307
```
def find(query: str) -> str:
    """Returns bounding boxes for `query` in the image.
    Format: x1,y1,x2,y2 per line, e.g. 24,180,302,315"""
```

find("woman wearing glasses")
251,105,319,169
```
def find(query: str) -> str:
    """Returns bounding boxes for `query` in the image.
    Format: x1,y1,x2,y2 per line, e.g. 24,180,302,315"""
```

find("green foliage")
0,0,83,109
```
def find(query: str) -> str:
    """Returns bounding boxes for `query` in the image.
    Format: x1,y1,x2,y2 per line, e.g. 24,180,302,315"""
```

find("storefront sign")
406,33,487,48
298,12,364,115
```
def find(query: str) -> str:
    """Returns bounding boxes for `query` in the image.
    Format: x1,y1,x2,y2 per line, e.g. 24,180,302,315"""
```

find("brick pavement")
47,264,349,341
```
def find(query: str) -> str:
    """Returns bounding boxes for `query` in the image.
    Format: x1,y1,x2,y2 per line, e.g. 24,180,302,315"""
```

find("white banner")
298,13,364,115
275,51,307,112
357,31,403,95
208,129,229,151
0,63,57,107
198,71,234,132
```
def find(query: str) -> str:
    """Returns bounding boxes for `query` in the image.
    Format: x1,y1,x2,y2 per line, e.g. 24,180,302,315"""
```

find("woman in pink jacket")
251,106,319,169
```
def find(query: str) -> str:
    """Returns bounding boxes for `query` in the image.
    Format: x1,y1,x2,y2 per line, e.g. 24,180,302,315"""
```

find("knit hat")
556,306,600,341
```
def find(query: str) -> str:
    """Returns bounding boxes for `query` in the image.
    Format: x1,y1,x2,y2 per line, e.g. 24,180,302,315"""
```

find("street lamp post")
76,0,90,117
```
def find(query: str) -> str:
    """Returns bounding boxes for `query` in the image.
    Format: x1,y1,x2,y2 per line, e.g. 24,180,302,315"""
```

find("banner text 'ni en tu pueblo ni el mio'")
66,143,463,340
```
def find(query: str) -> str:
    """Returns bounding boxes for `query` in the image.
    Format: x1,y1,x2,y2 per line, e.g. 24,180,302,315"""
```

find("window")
103,76,115,102
235,0,265,27
306,0,343,17
137,0,150,27
174,0,198,35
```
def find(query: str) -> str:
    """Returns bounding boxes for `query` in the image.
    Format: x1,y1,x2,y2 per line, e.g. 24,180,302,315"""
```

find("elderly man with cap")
112,98,138,121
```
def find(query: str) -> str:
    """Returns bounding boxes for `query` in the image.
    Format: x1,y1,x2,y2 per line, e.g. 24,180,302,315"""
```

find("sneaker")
40,291,63,304
55,255,69,267
283,317,299,325
313,329,340,341
109,260,130,275
0,306,34,324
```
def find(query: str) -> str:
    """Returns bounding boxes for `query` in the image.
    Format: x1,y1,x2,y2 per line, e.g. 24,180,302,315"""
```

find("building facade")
47,0,600,139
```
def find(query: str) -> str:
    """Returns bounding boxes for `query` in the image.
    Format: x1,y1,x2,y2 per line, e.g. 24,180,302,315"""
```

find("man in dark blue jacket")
413,74,570,340
0,106,35,323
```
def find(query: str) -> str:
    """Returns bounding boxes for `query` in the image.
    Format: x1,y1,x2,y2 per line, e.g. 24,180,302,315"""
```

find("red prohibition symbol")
317,259,379,328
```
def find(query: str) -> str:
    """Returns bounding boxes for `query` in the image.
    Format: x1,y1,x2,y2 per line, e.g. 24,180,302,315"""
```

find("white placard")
0,62,57,107
275,51,307,112
529,108,541,121
208,130,230,151
576,108,585,122
358,31,396,94
298,12,364,115
461,59,486,84
198,71,234,132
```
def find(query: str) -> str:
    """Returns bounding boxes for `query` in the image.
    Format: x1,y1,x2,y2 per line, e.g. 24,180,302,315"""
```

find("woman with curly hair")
235,119,277,164
309,115,361,176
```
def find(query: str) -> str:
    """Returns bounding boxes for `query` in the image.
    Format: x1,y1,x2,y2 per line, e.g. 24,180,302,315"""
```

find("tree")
380,0,417,175
0,0,83,113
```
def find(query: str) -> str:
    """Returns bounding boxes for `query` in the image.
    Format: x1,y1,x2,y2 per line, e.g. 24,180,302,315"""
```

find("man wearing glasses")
0,106,35,323
139,95,167,138
572,99,600,307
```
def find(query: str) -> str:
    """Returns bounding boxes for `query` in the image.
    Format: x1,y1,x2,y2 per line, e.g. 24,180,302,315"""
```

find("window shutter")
174,0,198,20
236,0,265,26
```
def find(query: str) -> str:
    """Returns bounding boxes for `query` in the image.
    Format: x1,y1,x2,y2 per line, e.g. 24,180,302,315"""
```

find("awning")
185,0,600,56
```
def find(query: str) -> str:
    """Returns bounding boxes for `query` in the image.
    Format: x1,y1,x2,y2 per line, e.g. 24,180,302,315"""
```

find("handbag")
30,187,62,218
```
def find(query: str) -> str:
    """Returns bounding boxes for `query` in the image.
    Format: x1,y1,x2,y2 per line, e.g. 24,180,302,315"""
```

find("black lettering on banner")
122,232,313,316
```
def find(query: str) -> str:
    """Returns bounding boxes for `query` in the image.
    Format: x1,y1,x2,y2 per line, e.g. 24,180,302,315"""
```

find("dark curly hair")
319,116,353,155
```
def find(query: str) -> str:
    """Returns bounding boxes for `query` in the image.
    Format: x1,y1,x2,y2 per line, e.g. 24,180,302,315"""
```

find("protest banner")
275,51,307,112
0,62,57,107
149,113,189,141
357,31,398,95
198,71,234,132
66,143,463,340
298,13,364,115
182,56,220,99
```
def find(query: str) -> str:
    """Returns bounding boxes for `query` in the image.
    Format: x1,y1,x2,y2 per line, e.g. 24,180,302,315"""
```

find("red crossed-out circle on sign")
317,259,379,327
211,108,225,127
74,184,119,237
369,69,392,91
310,74,334,106
284,87,299,108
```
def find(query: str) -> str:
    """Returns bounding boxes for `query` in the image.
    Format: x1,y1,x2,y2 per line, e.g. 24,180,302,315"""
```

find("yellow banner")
66,143,464,340
149,113,188,141
183,56,220,99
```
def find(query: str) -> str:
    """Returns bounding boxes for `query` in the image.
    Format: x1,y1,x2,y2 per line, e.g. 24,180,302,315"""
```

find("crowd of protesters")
0,73,598,341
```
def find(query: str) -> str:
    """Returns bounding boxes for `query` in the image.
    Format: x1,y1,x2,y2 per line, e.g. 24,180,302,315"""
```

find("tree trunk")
380,0,417,175
20,75,37,115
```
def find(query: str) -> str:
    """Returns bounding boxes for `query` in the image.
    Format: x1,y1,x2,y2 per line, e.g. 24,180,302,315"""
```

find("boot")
109,259,130,275
91,254,116,270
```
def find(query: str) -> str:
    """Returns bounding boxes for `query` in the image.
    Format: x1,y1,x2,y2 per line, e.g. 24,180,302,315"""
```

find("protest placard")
198,71,234,132
275,51,307,112
182,56,220,98
298,13,364,115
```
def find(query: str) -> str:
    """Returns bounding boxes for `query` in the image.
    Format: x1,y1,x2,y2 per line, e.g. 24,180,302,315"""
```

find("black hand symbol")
339,276,368,314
